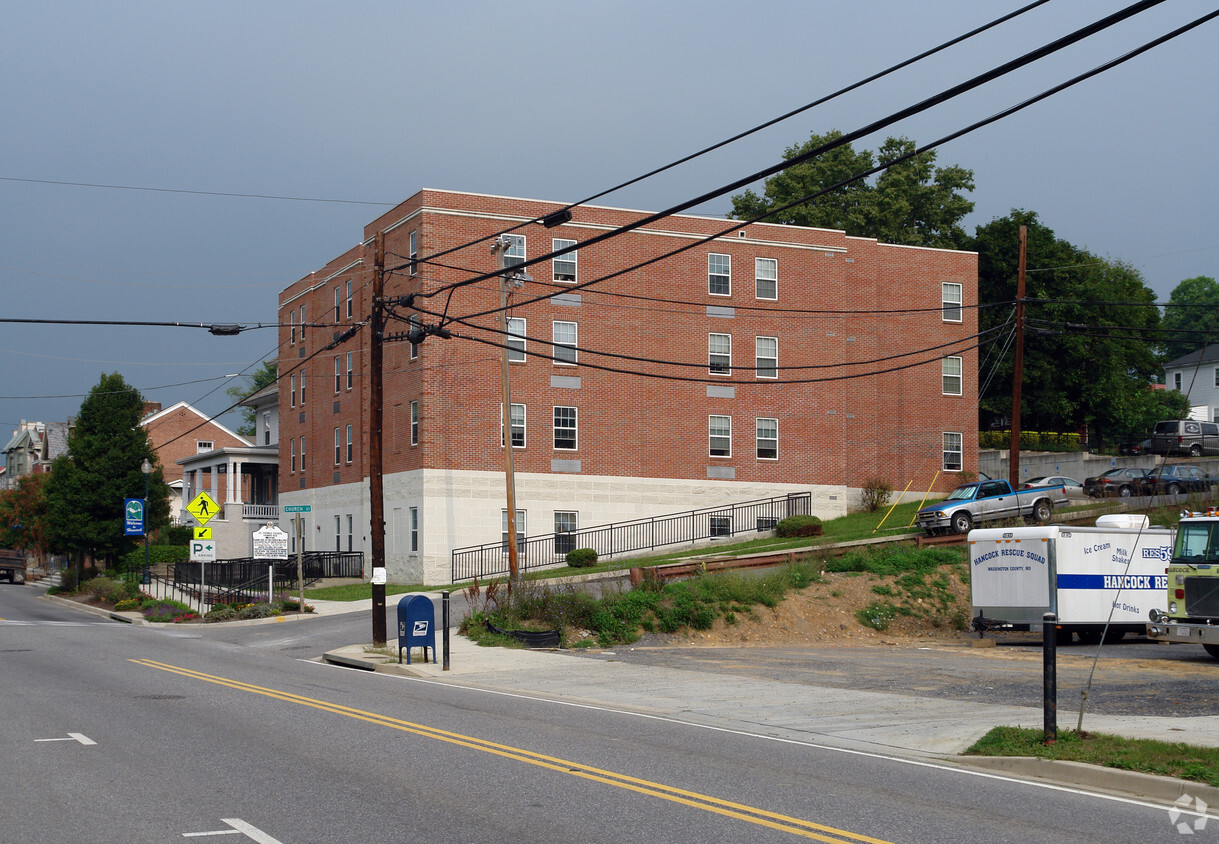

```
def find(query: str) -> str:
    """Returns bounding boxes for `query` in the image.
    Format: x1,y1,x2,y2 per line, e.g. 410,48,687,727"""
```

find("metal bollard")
1043,612,1057,743
442,591,450,671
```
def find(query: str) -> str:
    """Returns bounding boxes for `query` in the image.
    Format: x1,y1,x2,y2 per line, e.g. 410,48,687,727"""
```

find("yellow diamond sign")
186,491,219,526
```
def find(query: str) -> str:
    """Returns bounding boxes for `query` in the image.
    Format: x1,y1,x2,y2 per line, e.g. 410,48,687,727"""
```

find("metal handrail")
451,492,811,582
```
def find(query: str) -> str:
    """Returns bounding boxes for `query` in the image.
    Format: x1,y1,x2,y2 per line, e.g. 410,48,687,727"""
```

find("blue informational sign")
124,498,146,536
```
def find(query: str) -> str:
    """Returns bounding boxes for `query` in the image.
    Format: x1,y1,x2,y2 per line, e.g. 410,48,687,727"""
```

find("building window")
709,333,731,375
290,374,296,408
290,438,296,473
300,305,306,339
346,424,353,463
334,427,341,465
554,511,577,555
300,373,306,406
709,253,731,296
757,516,778,532
943,432,963,471
501,509,525,553
196,441,213,454
710,415,732,457
346,514,353,552
503,234,525,268
710,515,732,537
300,436,306,474
756,336,777,379
553,238,577,282
1215,367,1219,388
410,400,419,446
942,356,963,395
346,352,353,391
553,321,577,365
507,317,526,362
410,507,419,552
409,230,418,276
755,258,777,300
335,515,341,552
756,418,778,460
346,280,353,319
942,282,962,323
409,315,419,360
263,411,271,446
554,406,577,450
501,403,526,448
289,311,296,345
334,287,341,322
334,356,341,393
1174,372,1183,391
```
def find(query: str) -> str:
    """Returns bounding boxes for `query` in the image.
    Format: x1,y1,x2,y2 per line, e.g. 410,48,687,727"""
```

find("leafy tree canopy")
225,361,278,438
729,130,975,249
0,473,50,559
972,210,1165,447
43,373,170,564
1161,276,1219,363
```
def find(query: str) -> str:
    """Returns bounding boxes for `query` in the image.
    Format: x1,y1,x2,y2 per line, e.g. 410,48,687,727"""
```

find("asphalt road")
0,584,1203,842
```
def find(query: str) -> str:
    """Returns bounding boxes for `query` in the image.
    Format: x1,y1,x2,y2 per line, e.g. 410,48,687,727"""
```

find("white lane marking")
34,733,95,745
313,662,1217,823
183,819,283,842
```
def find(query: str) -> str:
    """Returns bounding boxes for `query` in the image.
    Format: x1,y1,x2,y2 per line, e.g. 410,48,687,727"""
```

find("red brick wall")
278,190,977,496
142,405,250,485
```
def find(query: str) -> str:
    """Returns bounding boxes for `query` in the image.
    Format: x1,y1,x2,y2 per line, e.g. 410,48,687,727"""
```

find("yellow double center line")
132,659,890,842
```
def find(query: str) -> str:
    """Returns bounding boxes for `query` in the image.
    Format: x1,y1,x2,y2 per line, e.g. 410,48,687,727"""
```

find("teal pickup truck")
915,479,1067,535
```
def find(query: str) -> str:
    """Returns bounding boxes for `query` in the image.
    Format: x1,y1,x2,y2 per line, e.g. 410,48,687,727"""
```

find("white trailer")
969,515,1173,644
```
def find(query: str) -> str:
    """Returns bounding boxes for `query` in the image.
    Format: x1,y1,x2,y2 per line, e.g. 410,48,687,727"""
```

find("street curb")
38,590,321,628
951,755,1219,805
322,647,432,678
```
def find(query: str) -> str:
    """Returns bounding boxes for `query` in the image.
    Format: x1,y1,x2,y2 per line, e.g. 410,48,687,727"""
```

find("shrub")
114,598,141,612
859,478,893,513
237,602,276,619
205,606,238,622
143,599,195,623
776,515,823,538
88,575,139,606
566,548,598,568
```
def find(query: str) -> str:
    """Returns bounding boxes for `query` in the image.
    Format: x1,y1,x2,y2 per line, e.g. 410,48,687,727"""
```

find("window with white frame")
1214,367,1219,388
503,234,525,268
755,258,777,300
334,427,341,465
1174,372,1183,391
553,320,577,365
501,509,525,553
290,374,296,407
334,287,341,322
300,373,306,405
757,516,778,532
346,280,353,318
196,441,213,454
346,424,353,463
554,511,578,555
409,315,419,359
410,507,419,552
289,310,296,345
554,406,577,450
507,317,526,362
709,415,732,457
290,438,296,472
300,305,306,339
709,333,731,375
708,253,731,296
263,411,271,446
756,418,778,459
501,403,526,448
410,400,419,446
334,356,341,393
553,238,576,282
409,230,418,276
943,432,963,471
300,436,306,473
346,514,353,552
942,356,962,395
346,352,353,390
710,515,732,536
942,282,962,323
335,515,341,552
756,336,777,379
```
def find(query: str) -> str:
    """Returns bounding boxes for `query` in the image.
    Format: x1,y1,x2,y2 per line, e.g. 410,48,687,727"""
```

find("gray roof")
1165,344,1219,369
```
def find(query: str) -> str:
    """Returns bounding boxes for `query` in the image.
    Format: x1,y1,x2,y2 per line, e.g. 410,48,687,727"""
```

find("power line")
0,175,397,206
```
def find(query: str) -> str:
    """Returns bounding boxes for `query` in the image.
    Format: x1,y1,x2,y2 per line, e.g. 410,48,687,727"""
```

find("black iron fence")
170,551,363,607
451,492,811,582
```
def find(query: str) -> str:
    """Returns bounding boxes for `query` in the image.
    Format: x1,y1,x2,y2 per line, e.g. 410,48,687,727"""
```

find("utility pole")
369,231,387,645
1009,224,1027,489
493,236,524,577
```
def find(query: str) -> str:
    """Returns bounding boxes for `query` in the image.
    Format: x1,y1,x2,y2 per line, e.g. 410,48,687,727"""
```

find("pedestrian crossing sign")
186,491,219,526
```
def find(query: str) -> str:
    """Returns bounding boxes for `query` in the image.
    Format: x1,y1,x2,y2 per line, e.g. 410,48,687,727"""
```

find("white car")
1024,475,1087,500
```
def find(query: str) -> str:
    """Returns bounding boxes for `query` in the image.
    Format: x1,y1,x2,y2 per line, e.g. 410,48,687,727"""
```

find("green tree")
0,473,50,563
43,373,170,567
225,360,278,438
729,130,975,249
972,210,1164,448
1160,276,1219,362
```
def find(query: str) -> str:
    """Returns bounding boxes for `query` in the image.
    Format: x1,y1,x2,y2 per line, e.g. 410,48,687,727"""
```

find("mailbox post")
397,593,437,665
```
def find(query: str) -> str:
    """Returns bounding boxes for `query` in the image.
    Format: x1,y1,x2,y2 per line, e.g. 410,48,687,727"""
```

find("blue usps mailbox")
397,593,436,665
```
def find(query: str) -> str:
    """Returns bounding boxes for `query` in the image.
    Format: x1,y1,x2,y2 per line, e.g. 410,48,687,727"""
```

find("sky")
2,1,1216,434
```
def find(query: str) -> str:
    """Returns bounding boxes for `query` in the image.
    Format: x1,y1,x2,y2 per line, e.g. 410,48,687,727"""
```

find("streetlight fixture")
141,458,152,586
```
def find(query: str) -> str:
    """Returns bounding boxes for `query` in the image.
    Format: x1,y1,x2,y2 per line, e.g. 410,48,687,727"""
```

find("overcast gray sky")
2,1,1215,433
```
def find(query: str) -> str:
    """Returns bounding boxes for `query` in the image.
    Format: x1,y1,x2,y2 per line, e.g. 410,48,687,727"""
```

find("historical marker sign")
252,524,289,560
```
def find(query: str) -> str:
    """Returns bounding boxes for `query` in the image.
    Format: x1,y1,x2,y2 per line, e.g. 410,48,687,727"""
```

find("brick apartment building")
278,189,978,584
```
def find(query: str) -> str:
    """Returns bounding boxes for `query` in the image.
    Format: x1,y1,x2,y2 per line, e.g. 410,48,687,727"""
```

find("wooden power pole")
369,231,387,645
1009,225,1027,488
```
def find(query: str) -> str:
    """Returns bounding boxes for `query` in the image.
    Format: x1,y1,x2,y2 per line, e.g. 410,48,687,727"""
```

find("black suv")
1134,464,1214,496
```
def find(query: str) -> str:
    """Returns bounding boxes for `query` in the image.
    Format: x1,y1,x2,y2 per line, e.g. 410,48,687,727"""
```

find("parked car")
1118,438,1151,456
1083,467,1151,498
1149,419,1219,457
1023,475,1087,500
1134,464,1214,497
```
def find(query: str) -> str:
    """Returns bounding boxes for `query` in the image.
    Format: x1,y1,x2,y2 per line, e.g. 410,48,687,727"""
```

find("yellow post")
872,480,914,534
908,472,941,527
